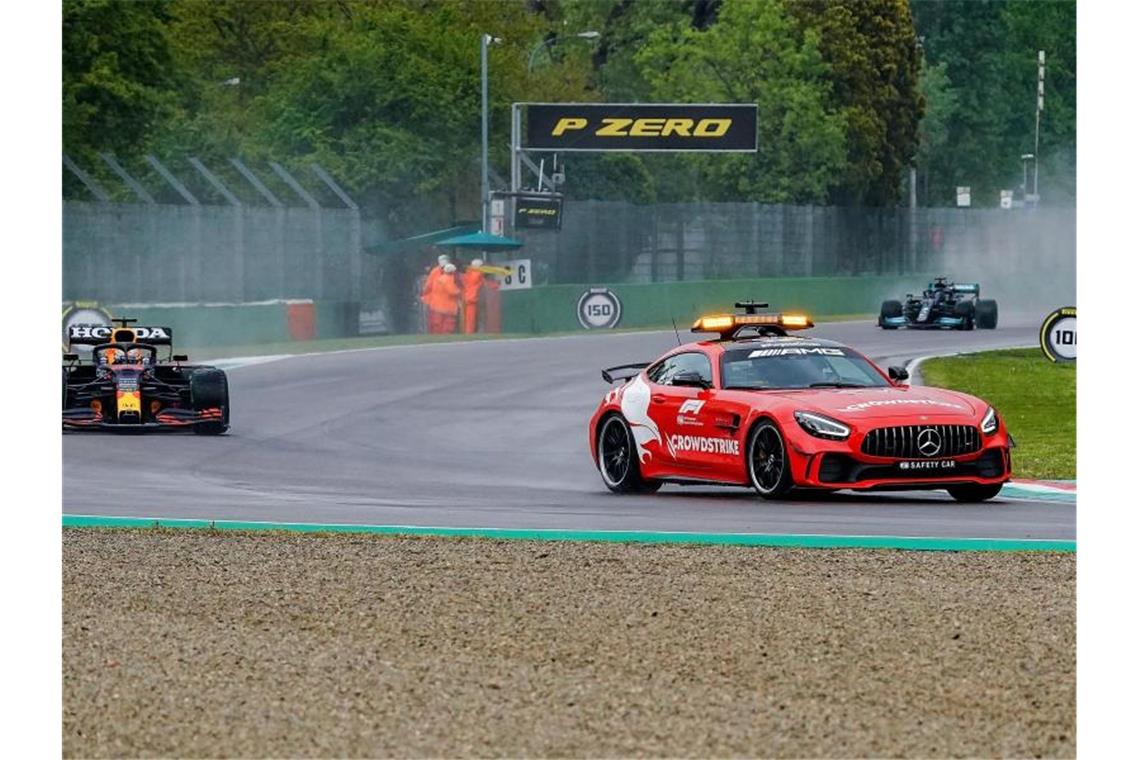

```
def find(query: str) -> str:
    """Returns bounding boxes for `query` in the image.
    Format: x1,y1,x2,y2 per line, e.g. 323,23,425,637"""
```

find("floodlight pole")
481,34,501,233
1034,50,1045,202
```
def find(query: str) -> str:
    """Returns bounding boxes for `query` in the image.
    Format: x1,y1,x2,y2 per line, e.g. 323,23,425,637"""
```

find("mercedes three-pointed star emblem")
916,428,942,457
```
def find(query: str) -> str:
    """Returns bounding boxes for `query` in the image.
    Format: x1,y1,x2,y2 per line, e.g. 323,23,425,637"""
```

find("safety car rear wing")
601,362,650,384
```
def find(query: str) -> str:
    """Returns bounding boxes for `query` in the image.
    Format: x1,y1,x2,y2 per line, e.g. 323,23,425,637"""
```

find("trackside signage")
524,103,758,152
514,194,563,229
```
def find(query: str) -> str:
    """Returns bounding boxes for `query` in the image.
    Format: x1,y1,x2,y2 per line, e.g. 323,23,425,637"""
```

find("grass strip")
921,348,1075,479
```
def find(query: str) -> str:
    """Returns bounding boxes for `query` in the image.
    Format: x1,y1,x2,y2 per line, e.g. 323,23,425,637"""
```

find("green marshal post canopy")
435,230,524,250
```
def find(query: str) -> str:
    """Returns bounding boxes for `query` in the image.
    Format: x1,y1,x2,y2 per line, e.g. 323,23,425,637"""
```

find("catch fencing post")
98,154,155,204
271,162,321,302
189,157,244,301
63,155,111,202
232,158,285,299
146,155,199,301
312,164,361,304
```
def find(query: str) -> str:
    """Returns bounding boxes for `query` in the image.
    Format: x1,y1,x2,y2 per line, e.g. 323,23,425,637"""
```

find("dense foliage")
63,0,1076,220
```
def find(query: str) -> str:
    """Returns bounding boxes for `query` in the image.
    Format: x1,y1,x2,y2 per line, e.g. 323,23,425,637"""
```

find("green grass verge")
196,313,872,361
921,348,1075,480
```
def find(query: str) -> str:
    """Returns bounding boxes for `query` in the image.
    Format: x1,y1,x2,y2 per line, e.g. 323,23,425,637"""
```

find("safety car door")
645,351,717,473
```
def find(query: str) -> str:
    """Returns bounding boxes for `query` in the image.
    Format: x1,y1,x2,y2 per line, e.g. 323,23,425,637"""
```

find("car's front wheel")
954,300,975,330
748,420,792,499
879,299,902,329
597,415,660,494
946,483,1003,502
190,368,230,435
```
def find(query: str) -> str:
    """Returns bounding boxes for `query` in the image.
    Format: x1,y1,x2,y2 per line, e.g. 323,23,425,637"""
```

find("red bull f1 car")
62,319,229,434
879,276,998,330
589,303,1012,502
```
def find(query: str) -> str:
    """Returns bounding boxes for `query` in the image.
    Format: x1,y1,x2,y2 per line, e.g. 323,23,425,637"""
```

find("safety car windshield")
720,345,890,390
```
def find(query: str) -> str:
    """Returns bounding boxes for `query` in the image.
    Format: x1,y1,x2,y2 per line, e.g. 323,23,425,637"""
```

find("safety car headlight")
981,406,999,435
794,411,851,441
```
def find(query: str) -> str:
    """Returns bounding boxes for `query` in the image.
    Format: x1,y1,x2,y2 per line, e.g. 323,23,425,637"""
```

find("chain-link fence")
509,201,1075,286
62,155,388,307
63,177,1075,328
62,200,382,304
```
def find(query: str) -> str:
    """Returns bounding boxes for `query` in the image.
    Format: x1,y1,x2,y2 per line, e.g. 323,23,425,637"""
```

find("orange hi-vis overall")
461,269,484,334
424,271,461,333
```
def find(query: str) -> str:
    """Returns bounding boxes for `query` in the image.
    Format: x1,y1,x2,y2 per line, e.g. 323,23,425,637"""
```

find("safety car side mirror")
63,353,79,362
888,366,909,383
672,371,711,389
173,354,188,362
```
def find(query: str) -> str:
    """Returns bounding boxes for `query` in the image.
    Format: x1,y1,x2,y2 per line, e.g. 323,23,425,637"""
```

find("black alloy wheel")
597,415,660,494
748,421,792,498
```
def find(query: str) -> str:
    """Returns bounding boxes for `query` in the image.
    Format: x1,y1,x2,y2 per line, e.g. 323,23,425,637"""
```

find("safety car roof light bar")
690,311,814,338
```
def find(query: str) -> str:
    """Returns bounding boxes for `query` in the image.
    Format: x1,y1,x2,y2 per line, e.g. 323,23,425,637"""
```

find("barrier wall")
99,274,936,346
103,300,359,348
501,275,937,334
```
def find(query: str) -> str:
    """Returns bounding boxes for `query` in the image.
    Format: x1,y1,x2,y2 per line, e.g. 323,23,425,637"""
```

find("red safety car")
588,303,1012,502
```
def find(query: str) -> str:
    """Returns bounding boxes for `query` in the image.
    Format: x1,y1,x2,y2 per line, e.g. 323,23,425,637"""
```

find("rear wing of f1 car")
951,283,980,294
601,362,650,384
67,323,174,347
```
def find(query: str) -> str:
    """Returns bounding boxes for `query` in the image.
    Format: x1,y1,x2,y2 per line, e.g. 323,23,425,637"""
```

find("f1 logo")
679,399,705,416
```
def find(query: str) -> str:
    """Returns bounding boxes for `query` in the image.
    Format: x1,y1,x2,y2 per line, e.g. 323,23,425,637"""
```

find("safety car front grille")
861,424,981,459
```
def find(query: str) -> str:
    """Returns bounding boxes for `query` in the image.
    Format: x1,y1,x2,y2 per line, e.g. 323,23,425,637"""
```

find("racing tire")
946,483,1003,502
190,368,230,435
62,367,69,410
747,420,792,499
879,299,902,329
597,414,661,494
953,301,976,330
975,299,998,329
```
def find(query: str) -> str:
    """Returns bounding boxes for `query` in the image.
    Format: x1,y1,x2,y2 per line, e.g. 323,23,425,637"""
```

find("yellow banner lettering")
551,117,588,136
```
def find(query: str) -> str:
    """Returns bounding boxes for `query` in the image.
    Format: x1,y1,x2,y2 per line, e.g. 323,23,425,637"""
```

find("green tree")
1000,0,1076,204
915,59,957,201
910,0,1075,206
155,0,595,229
786,0,924,205
632,0,846,203
63,0,176,160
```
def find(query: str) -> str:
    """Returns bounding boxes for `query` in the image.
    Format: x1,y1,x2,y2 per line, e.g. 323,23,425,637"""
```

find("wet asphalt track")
63,319,1075,541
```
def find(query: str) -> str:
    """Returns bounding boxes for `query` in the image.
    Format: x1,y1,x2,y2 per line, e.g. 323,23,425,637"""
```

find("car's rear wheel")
748,421,792,499
597,415,660,493
190,368,230,435
975,299,999,329
879,299,902,329
946,483,1003,502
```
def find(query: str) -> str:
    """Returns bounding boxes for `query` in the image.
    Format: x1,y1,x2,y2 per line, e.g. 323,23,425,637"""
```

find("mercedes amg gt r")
588,303,1012,502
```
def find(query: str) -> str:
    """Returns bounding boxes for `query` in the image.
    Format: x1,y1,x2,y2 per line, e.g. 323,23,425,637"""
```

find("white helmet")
470,258,484,268
437,254,451,266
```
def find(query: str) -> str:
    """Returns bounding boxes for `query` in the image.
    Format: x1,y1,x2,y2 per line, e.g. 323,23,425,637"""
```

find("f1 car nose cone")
916,427,943,457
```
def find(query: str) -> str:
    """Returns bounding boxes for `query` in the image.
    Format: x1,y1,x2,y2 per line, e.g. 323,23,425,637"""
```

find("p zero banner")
514,195,563,229
524,103,758,152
